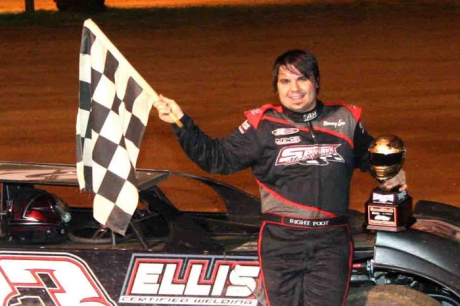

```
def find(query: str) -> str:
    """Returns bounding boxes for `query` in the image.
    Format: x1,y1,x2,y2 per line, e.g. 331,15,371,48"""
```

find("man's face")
276,65,317,113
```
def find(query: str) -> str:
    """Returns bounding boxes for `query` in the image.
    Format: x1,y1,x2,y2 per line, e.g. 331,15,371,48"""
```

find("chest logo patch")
275,136,301,145
275,144,345,166
272,128,299,136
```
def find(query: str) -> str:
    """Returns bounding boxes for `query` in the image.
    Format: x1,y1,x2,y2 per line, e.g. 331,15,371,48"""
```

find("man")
153,49,406,306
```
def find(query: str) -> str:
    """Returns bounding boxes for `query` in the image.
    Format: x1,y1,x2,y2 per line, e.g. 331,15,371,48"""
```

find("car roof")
0,162,169,189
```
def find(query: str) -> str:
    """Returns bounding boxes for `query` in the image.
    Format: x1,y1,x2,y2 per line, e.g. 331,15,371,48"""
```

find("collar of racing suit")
281,100,324,124
282,100,324,143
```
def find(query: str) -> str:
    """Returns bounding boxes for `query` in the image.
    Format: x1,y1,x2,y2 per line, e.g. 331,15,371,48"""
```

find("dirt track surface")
0,3,458,211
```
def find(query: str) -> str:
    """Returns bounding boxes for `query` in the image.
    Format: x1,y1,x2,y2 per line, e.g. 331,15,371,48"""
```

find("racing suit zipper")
306,121,317,143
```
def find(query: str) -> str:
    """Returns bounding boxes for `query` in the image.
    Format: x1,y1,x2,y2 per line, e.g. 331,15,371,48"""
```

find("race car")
0,161,458,306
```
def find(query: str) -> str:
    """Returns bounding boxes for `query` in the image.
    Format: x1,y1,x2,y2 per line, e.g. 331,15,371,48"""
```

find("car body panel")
374,228,460,299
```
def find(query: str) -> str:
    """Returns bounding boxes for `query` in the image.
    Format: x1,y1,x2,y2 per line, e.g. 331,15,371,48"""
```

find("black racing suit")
172,100,374,306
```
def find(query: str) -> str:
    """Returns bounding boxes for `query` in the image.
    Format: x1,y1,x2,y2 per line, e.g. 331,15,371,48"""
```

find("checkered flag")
76,19,157,235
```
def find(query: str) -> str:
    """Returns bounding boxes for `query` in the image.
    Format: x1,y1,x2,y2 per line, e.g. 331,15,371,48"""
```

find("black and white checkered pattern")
76,19,157,235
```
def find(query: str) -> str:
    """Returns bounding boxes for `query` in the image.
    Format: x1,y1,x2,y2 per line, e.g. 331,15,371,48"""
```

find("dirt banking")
0,3,458,211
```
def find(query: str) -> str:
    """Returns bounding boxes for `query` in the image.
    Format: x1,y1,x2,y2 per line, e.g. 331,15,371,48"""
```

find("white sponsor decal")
0,251,115,306
288,218,329,226
120,254,260,305
303,111,317,122
276,144,344,166
275,136,301,145
271,128,299,136
250,108,261,115
323,119,346,128
238,120,251,134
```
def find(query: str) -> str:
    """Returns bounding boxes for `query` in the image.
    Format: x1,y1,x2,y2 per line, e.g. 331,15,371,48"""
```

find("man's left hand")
381,169,407,191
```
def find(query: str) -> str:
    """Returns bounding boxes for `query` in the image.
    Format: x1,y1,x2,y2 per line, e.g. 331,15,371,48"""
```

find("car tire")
346,285,441,306
67,223,134,244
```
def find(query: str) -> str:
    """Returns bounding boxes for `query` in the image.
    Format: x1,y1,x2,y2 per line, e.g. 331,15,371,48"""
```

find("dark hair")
272,49,320,93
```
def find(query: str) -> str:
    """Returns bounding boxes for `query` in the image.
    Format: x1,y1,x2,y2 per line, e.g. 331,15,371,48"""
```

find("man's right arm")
173,114,260,174
153,95,260,175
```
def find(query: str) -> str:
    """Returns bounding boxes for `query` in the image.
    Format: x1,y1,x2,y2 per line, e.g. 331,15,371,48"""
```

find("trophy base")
366,224,407,232
365,187,413,232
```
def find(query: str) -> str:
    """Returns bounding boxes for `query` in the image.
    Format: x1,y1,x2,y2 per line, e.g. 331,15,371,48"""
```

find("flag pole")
169,113,183,128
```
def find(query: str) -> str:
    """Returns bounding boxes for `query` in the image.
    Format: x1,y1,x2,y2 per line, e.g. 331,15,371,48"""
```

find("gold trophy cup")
365,135,413,232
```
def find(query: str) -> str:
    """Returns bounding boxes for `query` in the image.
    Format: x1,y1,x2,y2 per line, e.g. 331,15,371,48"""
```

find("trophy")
365,135,413,232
